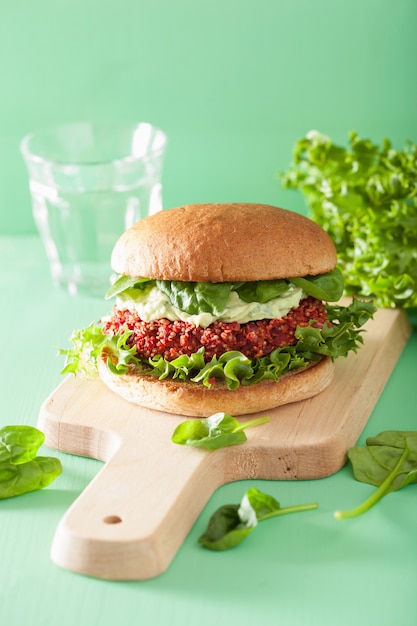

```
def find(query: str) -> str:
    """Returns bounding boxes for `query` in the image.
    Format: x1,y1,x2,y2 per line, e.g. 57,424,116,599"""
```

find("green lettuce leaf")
281,130,417,308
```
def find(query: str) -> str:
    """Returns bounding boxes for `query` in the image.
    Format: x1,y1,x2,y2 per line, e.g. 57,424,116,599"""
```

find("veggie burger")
62,203,375,416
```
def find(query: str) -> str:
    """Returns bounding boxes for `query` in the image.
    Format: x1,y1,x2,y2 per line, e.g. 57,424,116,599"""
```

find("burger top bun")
111,203,337,283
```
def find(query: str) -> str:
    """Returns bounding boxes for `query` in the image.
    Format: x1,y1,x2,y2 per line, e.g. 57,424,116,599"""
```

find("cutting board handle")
36,386,230,582
49,429,224,581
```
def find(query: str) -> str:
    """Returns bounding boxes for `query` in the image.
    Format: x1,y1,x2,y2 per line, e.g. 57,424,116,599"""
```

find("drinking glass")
20,121,167,297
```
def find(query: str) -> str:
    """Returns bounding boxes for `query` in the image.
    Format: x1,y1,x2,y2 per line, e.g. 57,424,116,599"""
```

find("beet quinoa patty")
103,296,328,362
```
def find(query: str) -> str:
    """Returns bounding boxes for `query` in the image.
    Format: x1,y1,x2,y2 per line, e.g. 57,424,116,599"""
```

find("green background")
1,0,416,234
1,3,417,624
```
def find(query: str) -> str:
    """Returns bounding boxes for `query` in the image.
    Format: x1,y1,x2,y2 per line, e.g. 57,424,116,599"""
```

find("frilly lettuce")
281,130,417,308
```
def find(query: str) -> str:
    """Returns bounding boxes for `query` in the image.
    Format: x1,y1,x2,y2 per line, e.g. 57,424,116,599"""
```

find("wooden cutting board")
38,306,411,581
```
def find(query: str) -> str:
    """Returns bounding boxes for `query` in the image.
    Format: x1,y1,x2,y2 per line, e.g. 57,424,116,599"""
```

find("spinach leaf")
0,426,62,499
244,487,282,519
197,504,254,551
171,412,270,450
156,280,234,316
291,267,344,302
105,274,153,300
235,279,291,303
0,457,62,499
0,425,45,464
198,487,318,550
281,130,417,308
105,268,344,313
334,430,417,519
244,487,318,521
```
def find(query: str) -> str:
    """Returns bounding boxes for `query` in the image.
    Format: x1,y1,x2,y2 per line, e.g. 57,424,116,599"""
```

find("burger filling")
60,268,376,390
103,296,327,361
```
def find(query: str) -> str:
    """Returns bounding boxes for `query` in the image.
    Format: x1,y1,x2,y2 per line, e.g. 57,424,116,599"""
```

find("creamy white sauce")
115,284,304,328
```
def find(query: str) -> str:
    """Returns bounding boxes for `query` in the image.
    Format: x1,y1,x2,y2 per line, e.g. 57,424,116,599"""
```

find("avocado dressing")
115,284,305,328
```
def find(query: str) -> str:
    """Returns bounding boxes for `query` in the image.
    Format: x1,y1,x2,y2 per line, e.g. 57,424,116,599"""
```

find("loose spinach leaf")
171,412,270,450
0,425,45,464
198,487,318,550
244,487,282,519
334,430,417,519
281,130,417,308
0,425,62,499
0,457,62,499
198,504,254,551
244,487,318,521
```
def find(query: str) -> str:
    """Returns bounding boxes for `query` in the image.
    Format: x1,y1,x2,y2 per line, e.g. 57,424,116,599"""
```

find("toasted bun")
111,203,337,282
98,352,334,417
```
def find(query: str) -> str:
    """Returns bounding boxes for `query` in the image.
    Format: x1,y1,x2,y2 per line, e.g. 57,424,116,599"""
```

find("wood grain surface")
37,306,412,580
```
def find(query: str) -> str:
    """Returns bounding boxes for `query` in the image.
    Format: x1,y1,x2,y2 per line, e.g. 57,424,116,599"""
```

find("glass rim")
19,120,167,167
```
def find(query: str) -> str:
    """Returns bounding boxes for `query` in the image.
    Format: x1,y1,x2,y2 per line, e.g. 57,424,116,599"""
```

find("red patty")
103,296,328,362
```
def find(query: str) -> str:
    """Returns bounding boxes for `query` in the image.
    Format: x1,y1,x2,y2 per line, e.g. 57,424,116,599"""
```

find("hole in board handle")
103,515,123,524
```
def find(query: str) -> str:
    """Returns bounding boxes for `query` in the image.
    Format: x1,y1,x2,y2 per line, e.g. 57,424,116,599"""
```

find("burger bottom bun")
97,351,335,418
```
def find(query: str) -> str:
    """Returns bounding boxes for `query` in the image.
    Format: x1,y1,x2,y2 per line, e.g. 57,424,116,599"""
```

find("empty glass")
20,121,167,297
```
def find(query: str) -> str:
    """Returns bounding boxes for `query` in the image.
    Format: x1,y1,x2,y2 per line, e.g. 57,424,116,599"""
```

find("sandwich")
61,202,375,416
